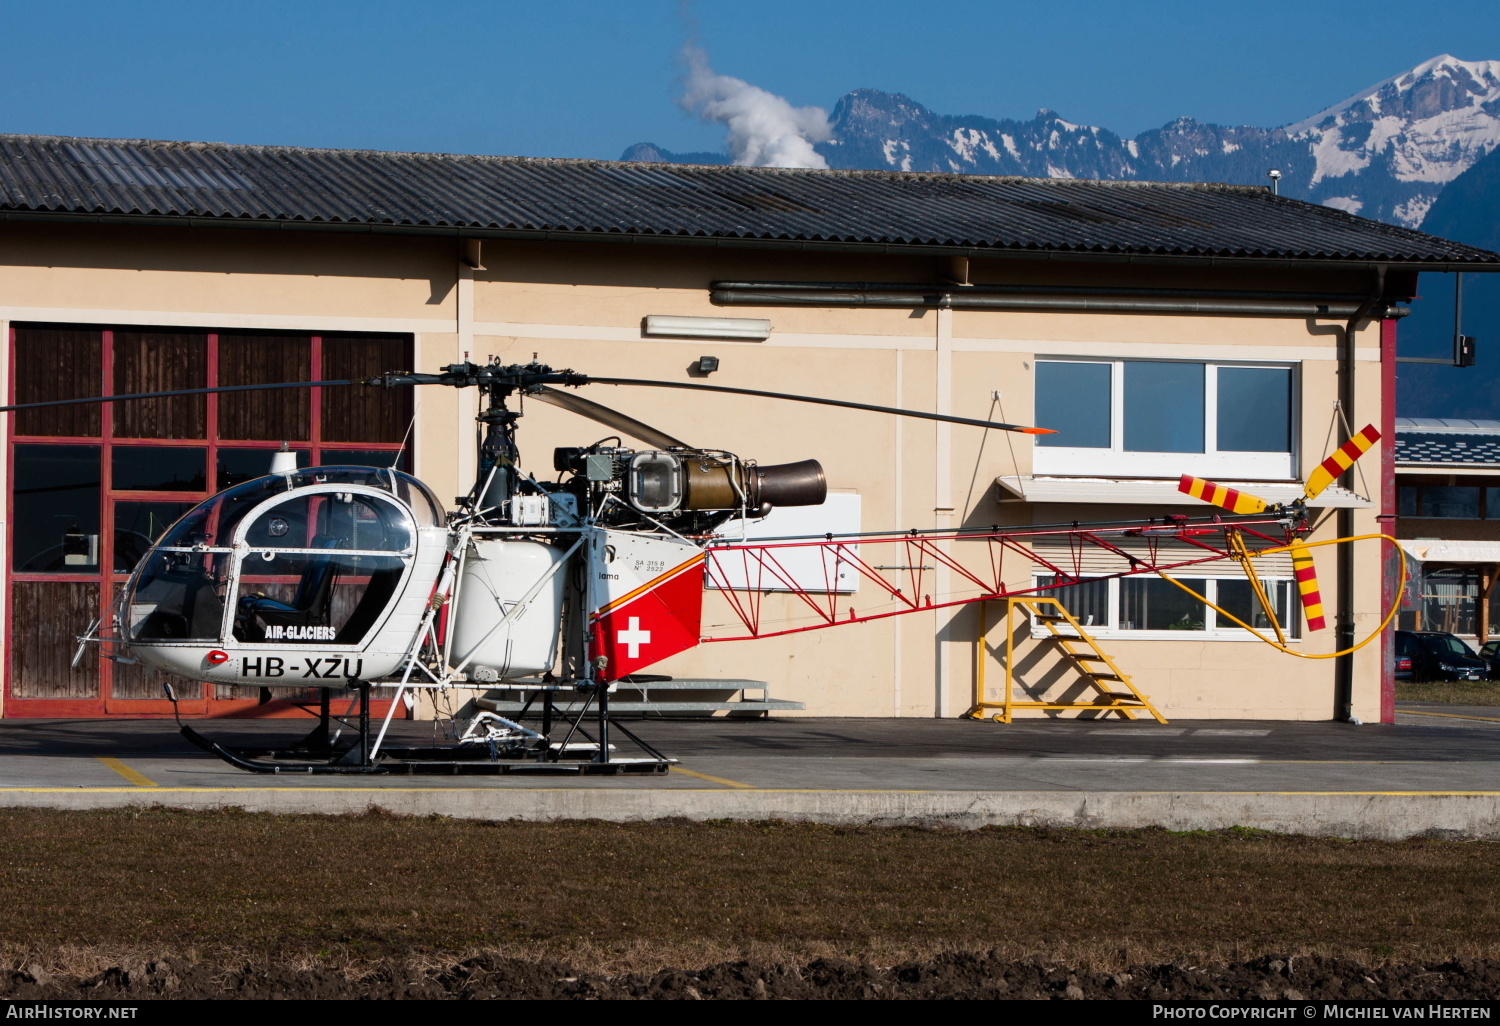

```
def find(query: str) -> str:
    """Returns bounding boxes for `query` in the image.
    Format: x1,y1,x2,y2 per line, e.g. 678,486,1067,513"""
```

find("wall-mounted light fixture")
643,314,771,341
694,356,720,375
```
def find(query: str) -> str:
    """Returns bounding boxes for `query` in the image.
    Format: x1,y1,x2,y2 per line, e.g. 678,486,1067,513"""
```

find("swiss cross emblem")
617,617,651,659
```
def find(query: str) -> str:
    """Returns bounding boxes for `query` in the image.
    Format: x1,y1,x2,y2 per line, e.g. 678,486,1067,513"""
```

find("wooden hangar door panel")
4,326,413,718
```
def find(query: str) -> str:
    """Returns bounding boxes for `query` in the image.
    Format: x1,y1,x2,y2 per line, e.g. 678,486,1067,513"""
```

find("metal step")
616,678,771,691
477,699,806,714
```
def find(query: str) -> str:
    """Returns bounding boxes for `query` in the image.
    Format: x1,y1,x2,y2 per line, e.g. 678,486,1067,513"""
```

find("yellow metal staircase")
968,597,1167,724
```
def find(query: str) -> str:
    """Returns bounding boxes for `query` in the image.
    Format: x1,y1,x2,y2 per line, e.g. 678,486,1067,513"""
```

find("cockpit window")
150,467,442,552
236,492,413,553
126,551,228,642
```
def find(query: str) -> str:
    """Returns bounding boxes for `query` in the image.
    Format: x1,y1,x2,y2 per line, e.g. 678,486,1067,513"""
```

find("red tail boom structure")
701,515,1294,643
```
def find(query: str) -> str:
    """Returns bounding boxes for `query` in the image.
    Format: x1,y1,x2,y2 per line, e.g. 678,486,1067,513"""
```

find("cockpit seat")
239,534,343,629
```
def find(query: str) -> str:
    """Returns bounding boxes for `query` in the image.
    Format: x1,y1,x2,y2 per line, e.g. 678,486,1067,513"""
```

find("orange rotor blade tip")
1021,427,1058,434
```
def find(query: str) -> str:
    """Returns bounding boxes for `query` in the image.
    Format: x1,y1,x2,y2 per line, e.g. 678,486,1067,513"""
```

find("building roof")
0,134,1494,264
1395,418,1500,468
1395,417,1500,434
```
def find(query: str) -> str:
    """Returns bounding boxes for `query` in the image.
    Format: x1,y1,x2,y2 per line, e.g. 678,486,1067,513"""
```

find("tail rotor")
1175,424,1380,633
1176,476,1270,515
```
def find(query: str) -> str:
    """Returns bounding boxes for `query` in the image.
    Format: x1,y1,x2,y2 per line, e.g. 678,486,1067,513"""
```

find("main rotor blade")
527,385,689,449
0,379,359,414
585,377,1056,434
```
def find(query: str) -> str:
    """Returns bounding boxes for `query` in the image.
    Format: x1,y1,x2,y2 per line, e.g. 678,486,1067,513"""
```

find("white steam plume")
678,46,832,169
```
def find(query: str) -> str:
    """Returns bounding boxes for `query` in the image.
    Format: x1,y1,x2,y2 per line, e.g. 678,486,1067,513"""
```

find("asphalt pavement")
0,703,1497,793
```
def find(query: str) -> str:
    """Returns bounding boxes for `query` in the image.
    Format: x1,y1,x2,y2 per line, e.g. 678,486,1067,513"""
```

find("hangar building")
0,135,1495,721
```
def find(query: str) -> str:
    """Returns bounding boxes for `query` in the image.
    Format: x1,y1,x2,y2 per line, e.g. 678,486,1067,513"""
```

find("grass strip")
1397,680,1500,706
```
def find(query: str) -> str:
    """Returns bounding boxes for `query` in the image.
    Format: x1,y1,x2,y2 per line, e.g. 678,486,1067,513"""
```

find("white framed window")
1033,358,1297,479
1032,574,1301,641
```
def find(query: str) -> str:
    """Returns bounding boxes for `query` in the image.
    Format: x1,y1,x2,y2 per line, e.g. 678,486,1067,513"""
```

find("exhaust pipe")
754,459,827,508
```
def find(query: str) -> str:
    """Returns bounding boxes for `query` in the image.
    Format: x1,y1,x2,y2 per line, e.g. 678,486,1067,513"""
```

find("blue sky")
1,1,1496,158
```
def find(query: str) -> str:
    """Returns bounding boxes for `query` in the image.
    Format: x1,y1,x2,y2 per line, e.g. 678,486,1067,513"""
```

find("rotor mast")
367,360,585,517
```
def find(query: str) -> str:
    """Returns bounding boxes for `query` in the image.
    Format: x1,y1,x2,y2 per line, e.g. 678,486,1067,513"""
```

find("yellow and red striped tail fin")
1177,475,1269,514
1303,424,1380,501
1290,543,1326,632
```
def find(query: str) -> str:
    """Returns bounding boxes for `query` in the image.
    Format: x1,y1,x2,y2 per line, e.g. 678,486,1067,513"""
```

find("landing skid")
180,683,675,775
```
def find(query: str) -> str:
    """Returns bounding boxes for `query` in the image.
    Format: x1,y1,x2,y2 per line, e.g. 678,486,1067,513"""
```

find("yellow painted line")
0,792,930,798
95,757,156,788
1401,709,1500,724
670,766,757,789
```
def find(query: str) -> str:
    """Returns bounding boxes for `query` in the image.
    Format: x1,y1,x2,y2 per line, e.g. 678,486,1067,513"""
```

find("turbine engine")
552,444,827,533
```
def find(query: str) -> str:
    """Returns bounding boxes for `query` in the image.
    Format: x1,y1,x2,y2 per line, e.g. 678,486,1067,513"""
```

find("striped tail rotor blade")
1177,475,1269,514
1291,543,1327,632
1304,424,1380,501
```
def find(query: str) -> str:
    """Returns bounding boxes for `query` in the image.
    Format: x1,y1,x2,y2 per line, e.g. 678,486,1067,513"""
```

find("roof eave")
1394,464,1500,475
4,207,1500,272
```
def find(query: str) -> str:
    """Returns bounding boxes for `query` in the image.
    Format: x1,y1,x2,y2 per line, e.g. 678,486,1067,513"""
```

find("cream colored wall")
0,223,1392,720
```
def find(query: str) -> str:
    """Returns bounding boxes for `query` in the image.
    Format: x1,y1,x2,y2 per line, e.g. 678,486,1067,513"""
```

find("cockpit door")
229,485,417,648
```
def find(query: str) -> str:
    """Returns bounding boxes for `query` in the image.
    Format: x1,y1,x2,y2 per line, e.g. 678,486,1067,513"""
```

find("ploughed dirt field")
2,809,1499,999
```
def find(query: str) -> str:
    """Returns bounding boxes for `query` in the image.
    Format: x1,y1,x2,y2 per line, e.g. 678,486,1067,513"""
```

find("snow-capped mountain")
625,55,1500,229
1283,54,1500,225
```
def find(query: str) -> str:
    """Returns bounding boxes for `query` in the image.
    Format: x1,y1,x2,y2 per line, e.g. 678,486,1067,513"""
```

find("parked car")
1480,640,1500,680
1395,630,1489,682
1395,631,1416,682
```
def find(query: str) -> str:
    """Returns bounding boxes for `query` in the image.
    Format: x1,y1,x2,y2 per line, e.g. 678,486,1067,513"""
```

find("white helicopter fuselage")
117,465,709,692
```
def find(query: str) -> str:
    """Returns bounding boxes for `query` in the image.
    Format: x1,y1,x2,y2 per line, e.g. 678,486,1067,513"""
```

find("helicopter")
4,358,1394,774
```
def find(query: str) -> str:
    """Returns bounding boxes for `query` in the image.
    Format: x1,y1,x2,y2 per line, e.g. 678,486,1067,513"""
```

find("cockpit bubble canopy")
121,467,443,648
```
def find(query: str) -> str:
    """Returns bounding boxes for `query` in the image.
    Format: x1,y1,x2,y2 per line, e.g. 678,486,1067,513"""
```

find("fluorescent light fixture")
643,315,771,341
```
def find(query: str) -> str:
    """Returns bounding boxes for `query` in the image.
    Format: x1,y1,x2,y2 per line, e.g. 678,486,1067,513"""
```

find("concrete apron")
3,787,1499,840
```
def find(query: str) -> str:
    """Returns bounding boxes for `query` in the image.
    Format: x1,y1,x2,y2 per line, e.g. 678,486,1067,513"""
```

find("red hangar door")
4,325,413,718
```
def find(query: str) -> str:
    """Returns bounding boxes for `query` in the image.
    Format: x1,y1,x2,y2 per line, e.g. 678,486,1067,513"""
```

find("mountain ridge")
627,54,1500,229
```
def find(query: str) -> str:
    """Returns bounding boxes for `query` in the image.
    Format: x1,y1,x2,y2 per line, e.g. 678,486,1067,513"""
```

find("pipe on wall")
715,280,1382,304
712,288,1410,319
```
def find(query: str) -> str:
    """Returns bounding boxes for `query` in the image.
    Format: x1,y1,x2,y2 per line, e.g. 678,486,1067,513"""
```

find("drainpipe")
1335,268,1386,723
